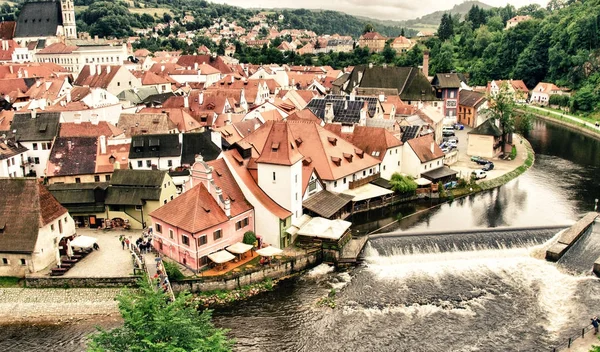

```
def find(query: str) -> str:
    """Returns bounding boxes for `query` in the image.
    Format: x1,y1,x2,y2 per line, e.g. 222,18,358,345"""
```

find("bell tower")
61,0,77,39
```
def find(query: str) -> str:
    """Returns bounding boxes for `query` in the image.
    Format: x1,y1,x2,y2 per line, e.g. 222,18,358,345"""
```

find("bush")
163,260,184,281
509,145,517,160
243,231,257,246
457,178,467,188
549,94,570,107
389,173,418,194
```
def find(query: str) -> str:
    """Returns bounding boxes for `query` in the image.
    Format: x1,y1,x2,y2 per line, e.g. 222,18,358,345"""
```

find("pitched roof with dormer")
406,134,444,163
255,121,303,166
324,124,402,161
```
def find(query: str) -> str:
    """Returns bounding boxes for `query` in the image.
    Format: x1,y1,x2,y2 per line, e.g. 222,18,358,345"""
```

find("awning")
342,183,394,202
303,190,354,218
415,177,432,186
256,246,283,257
421,166,458,182
208,250,235,264
297,217,352,241
69,235,97,249
226,242,253,254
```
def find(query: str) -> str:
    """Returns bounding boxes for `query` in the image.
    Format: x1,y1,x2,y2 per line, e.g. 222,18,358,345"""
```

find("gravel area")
0,288,121,323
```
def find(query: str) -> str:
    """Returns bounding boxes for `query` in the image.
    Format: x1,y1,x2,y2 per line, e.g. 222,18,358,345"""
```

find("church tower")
61,0,77,39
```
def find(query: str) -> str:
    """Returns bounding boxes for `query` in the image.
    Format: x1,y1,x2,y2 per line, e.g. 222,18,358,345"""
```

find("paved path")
524,105,600,132
558,326,599,351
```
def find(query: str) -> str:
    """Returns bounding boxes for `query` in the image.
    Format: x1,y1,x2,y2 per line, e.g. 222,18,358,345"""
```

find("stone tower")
61,0,77,39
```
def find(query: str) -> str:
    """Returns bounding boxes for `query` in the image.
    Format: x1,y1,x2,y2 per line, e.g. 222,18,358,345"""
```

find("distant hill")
405,1,493,26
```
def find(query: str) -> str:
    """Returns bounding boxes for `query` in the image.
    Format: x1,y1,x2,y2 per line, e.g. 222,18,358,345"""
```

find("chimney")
178,132,183,146
45,81,52,90
161,65,165,72
194,62,198,70
99,135,107,155
23,69,28,78
36,80,42,88
379,94,385,102
89,64,96,76
224,198,231,217
94,35,99,43
67,140,73,151
422,50,429,78
9,65,13,74
183,95,189,108
324,102,334,124
198,91,204,105
31,110,37,119
368,62,373,69
96,65,101,75
226,112,232,125
106,66,111,74
430,141,434,154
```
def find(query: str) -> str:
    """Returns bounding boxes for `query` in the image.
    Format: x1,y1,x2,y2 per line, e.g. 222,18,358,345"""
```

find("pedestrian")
125,238,130,250
120,236,125,250
592,317,599,334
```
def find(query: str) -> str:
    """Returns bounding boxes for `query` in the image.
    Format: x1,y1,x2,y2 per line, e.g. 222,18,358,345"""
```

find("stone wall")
172,251,321,293
25,276,141,288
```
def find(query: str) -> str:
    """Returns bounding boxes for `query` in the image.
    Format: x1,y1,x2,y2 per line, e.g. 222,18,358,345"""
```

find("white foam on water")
307,263,335,277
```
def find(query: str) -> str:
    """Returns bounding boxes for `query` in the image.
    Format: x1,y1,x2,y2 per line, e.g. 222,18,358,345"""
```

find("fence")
550,323,595,351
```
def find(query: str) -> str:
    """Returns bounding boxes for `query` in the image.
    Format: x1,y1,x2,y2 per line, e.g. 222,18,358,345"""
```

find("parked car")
471,170,487,180
471,156,483,163
454,123,465,130
447,140,458,148
475,158,490,165
442,126,455,137
441,146,451,154
482,162,494,171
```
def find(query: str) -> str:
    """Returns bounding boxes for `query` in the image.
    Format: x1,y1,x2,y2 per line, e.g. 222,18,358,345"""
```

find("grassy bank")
192,278,275,308
517,107,600,137
479,137,535,191
0,277,23,287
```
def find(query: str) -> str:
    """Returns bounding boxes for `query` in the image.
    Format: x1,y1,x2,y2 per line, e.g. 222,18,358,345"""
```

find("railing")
348,173,380,190
550,323,595,351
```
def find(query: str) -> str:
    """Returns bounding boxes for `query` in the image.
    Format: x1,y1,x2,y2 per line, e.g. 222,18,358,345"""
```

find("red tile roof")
0,110,14,132
59,121,119,138
140,107,202,132
207,158,253,217
0,63,69,79
176,55,234,74
325,124,402,161
360,32,386,40
73,65,122,89
0,22,15,40
150,183,229,233
256,121,303,166
0,40,17,61
37,42,78,54
407,134,444,163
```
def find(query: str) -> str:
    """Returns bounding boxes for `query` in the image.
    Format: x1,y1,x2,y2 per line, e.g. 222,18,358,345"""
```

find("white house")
73,64,142,97
49,86,122,125
0,179,76,277
0,138,29,177
35,43,129,74
402,134,445,179
530,82,564,106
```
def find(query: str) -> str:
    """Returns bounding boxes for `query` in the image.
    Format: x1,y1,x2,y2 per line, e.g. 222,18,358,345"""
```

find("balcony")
348,172,380,190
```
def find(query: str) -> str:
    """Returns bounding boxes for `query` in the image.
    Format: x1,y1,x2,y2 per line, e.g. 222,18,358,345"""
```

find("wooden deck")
339,236,369,264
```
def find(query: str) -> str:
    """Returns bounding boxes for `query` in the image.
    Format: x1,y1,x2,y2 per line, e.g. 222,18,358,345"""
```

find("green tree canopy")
87,279,234,352
389,173,418,194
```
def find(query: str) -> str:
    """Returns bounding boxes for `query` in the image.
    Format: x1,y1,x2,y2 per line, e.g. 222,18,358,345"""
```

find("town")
0,0,599,351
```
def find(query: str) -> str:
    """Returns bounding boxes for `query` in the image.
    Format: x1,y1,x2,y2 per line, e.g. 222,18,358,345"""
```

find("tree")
486,84,516,154
389,173,418,194
437,13,454,41
515,112,533,136
382,44,396,64
243,231,257,246
87,279,233,352
363,23,374,34
570,84,598,112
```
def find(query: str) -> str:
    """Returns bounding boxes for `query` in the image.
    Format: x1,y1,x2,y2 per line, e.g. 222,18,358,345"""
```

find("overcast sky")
213,0,549,21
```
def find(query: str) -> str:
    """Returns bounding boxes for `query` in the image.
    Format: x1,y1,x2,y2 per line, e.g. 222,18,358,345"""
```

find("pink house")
150,157,254,272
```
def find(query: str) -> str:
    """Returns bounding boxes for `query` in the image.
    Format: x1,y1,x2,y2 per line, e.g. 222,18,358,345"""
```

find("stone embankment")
0,287,121,324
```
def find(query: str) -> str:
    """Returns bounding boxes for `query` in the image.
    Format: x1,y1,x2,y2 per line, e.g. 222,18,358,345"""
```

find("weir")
545,212,599,263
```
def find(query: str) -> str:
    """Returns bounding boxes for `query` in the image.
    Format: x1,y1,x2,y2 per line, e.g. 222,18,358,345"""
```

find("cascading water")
558,220,600,274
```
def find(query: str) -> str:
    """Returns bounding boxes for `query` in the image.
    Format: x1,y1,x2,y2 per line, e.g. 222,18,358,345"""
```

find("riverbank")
0,287,121,324
517,106,600,140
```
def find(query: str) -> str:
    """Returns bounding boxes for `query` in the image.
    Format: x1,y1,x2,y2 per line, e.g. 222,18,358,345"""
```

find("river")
1,118,600,351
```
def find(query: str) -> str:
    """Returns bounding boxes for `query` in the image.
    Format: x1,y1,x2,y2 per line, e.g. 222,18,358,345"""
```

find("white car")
471,170,487,180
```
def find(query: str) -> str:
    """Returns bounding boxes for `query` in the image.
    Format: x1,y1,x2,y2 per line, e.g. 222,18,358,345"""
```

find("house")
467,118,503,159
0,179,76,277
9,111,61,177
105,169,178,229
506,15,531,30
402,134,445,179
0,137,29,177
180,131,222,166
116,113,178,138
306,94,384,126
35,43,128,74
129,133,182,170
46,86,122,125
358,32,387,53
45,135,130,184
325,125,402,180
47,182,110,228
24,77,72,110
390,36,413,53
136,71,175,94
530,82,565,106
458,90,488,128
73,64,142,97
487,80,529,103
138,107,203,133
150,157,254,272
338,65,440,106
431,73,461,121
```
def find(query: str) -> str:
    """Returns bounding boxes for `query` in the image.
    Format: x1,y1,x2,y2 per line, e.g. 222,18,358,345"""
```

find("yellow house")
358,32,387,53
466,119,503,159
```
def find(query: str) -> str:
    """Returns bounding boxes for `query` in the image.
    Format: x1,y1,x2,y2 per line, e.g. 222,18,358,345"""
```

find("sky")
213,0,550,21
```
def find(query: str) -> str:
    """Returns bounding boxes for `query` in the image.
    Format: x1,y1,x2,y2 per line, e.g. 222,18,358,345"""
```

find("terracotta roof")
286,110,321,123
117,113,177,138
0,137,27,160
325,124,402,161
140,107,202,132
0,63,68,79
37,42,78,54
139,71,176,85
176,55,234,74
223,149,292,219
59,121,119,138
208,158,253,217
260,109,285,122
133,49,150,57
256,121,303,166
68,86,91,102
0,22,15,40
0,40,17,61
459,90,486,108
73,65,122,89
392,36,411,45
25,78,66,101
0,78,34,96
0,110,14,131
533,82,561,94
96,143,130,173
360,32,386,40
0,180,67,253
150,183,229,233
406,134,444,163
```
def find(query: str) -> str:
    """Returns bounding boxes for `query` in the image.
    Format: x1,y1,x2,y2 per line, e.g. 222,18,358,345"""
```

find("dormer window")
271,142,279,151
343,153,353,162
328,137,337,146
331,156,341,166
355,149,364,158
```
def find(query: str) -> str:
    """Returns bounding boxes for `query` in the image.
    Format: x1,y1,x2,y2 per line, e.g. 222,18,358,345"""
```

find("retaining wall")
25,276,141,288
171,251,321,293
546,212,598,262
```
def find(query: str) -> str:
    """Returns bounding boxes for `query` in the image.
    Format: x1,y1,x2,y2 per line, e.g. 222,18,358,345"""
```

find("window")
334,181,337,187
295,193,298,201
167,160,173,167
64,216,68,223
34,157,40,164
32,143,38,150
198,235,207,246
235,218,249,230
155,223,162,233
94,175,100,182
146,160,152,167
41,143,48,150
2,258,8,265
295,174,298,184
135,205,142,210
20,259,26,266
163,200,167,205
383,165,386,170
343,177,346,184
117,82,120,87
272,172,276,182
169,229,174,239
50,224,55,231
58,219,62,233
170,195,174,200
75,177,81,183
363,170,366,176
213,229,222,240
182,235,190,246
105,175,111,181
137,160,143,168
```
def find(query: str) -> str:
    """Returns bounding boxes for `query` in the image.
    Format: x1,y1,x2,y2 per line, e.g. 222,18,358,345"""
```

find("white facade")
0,212,76,277
401,145,444,179
36,44,128,74
12,47,33,63
323,165,380,193
257,161,303,220
379,145,403,180
0,152,28,178
20,141,52,177
130,156,181,171
170,72,221,86
61,0,77,39
302,171,324,200
59,103,122,126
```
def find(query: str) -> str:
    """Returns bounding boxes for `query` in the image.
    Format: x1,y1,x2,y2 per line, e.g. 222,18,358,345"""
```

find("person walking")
120,235,125,250
592,317,599,334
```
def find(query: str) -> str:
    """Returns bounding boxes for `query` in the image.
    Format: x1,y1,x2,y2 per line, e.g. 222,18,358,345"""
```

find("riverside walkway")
524,105,600,133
